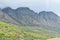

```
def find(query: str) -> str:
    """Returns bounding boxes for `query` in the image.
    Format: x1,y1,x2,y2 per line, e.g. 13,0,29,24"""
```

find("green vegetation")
0,21,58,40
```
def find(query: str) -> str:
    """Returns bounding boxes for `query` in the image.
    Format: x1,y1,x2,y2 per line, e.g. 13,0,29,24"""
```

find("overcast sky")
0,0,60,16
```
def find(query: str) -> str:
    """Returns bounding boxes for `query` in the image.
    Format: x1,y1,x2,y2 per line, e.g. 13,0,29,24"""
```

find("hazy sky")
0,0,60,16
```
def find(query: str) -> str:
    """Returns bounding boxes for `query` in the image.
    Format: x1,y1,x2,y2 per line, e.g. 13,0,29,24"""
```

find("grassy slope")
0,21,59,40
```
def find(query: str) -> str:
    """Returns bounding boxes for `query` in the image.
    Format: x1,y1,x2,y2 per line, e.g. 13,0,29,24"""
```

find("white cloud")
0,0,46,8
50,0,60,3
0,0,60,16
0,0,47,10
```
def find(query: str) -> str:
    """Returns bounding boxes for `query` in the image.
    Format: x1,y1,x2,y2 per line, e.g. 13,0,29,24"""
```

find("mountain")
38,11,60,33
0,7,60,34
0,8,19,25
39,11,60,27
2,7,40,25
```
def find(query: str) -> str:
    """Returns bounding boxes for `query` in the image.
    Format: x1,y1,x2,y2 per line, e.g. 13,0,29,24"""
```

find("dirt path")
47,37,60,40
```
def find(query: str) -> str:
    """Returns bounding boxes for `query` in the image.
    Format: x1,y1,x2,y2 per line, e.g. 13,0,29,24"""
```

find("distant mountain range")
0,7,60,33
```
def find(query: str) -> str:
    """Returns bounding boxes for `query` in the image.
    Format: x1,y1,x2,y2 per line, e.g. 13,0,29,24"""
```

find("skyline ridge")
0,7,59,17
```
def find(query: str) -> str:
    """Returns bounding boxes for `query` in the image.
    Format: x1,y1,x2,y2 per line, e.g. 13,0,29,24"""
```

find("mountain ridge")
0,7,60,25
0,7,60,34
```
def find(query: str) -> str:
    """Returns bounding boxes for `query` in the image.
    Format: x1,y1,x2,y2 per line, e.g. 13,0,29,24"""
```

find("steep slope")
0,8,19,25
39,11,60,23
1,7,60,34
2,7,60,26
2,7,40,25
38,11,60,26
38,11,60,33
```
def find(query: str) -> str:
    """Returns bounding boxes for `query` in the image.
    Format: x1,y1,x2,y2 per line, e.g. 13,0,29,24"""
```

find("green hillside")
0,21,58,40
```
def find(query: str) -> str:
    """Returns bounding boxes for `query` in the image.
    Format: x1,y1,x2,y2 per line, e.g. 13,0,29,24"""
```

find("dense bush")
0,21,51,40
